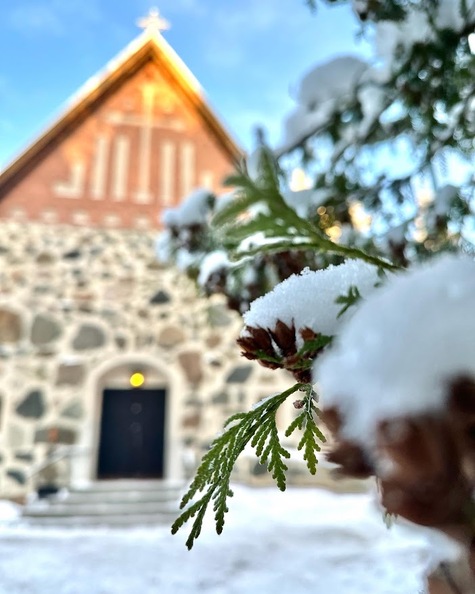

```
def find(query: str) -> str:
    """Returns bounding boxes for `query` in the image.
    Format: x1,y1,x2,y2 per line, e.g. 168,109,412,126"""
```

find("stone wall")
0,220,289,497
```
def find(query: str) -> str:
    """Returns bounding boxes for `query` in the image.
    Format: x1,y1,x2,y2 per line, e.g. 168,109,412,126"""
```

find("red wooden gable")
0,30,241,229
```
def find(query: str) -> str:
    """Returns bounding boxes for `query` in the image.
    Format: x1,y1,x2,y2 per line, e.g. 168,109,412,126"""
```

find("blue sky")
0,0,369,169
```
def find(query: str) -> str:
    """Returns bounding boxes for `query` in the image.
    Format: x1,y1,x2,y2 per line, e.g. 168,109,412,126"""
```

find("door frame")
69,354,185,485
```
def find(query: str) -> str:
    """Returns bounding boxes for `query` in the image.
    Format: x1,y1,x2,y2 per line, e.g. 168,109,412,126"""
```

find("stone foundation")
0,220,290,497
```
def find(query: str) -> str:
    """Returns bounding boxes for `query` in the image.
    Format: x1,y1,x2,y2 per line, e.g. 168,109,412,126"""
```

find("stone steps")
60,490,180,504
22,480,184,527
22,512,178,527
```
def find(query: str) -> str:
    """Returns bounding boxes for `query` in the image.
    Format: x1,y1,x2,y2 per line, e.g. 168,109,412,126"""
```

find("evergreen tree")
161,0,475,314
169,6,475,588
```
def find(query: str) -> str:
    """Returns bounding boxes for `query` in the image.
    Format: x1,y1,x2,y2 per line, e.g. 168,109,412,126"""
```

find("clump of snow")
356,73,387,135
236,232,301,254
175,248,199,272
297,56,368,111
0,500,21,524
245,142,279,187
242,259,380,341
384,223,407,245
279,0,475,153
375,12,430,78
282,188,329,218
316,254,475,443
434,184,459,216
282,104,333,149
162,189,214,227
435,0,475,32
351,0,370,19
281,56,368,148
375,0,475,78
197,250,230,286
213,191,237,213
378,222,408,255
155,229,173,263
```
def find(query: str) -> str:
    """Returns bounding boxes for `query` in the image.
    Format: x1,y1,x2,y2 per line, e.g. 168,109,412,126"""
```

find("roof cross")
137,7,170,35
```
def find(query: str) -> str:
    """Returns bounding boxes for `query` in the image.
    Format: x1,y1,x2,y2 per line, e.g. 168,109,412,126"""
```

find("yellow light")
289,168,311,191
349,201,372,232
130,372,145,388
325,224,342,241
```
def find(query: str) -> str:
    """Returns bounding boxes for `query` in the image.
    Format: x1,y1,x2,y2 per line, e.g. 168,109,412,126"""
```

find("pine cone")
379,474,471,528
320,406,343,436
327,440,374,479
237,326,281,370
322,406,473,529
321,375,475,586
447,376,475,484
376,416,459,486
237,321,329,382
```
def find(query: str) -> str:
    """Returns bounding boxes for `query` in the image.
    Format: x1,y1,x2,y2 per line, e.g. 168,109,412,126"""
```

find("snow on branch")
238,259,380,382
315,255,475,576
242,259,380,341
316,254,475,441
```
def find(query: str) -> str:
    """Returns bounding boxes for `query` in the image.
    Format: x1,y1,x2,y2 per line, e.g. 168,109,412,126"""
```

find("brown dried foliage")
321,377,475,592
322,375,475,534
320,407,374,479
237,320,328,383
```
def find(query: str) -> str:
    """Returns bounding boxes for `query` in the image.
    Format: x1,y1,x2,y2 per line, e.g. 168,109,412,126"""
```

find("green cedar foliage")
169,0,475,549
215,145,399,272
171,383,325,550
335,285,362,318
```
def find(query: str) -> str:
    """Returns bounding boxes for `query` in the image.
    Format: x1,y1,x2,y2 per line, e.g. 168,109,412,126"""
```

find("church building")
0,10,292,510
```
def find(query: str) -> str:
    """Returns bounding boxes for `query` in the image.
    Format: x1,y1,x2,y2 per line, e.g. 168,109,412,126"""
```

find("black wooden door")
97,388,166,479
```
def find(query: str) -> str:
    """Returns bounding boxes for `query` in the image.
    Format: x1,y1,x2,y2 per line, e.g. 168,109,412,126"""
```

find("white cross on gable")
137,7,170,35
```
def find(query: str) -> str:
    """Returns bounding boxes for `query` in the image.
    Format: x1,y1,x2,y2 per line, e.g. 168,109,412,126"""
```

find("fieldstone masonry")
0,220,290,497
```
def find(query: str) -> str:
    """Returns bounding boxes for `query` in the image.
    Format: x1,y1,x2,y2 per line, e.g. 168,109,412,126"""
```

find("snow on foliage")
242,259,380,342
197,250,230,286
298,56,368,110
376,0,475,77
0,500,21,523
283,104,333,150
157,189,216,272
214,191,237,213
155,228,173,262
375,12,431,78
316,254,475,442
434,184,460,216
282,56,368,148
282,188,330,218
162,189,214,227
281,0,475,154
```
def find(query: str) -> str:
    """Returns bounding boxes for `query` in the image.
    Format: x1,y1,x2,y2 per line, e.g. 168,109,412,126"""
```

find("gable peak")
136,7,170,37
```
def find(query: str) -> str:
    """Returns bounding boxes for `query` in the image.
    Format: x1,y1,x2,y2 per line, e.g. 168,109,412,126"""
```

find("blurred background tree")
159,0,475,312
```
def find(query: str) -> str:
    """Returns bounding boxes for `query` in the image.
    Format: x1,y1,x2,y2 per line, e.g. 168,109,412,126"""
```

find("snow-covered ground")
0,485,458,594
